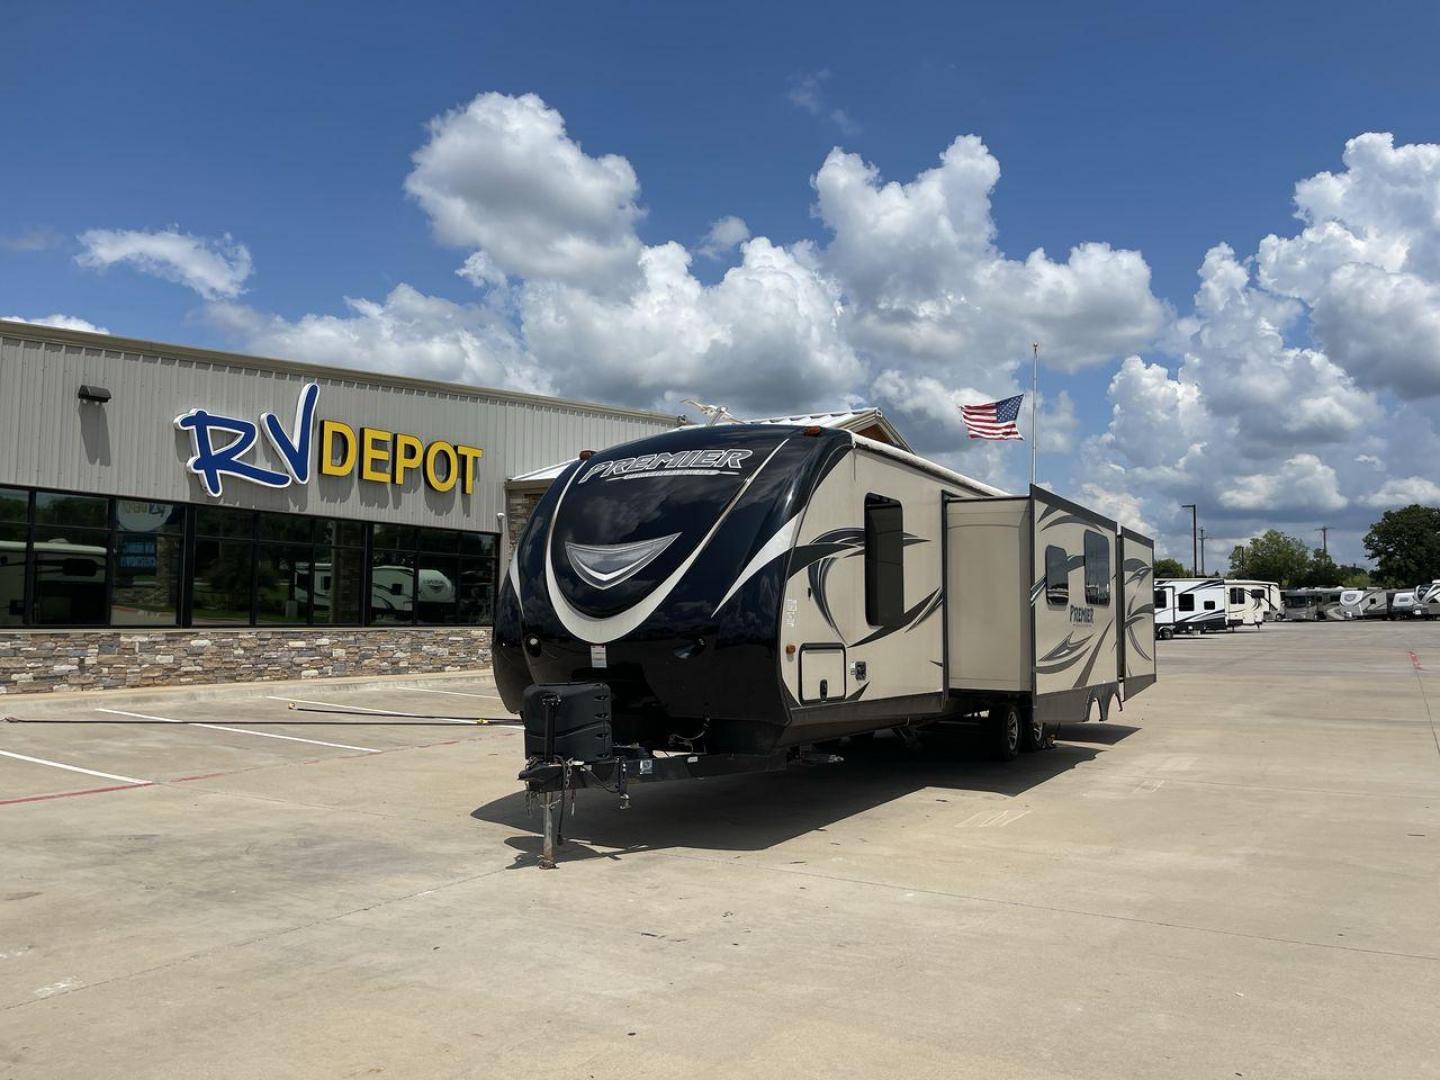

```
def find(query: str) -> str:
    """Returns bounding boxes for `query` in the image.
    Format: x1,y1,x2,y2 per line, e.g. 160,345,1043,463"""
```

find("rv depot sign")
175,382,483,499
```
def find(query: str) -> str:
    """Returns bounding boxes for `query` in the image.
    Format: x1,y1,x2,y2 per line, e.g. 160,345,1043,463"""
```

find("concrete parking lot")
2,623,1438,1079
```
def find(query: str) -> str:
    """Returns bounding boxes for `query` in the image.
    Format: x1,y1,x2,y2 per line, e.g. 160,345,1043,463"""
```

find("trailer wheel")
1019,703,1045,753
989,704,1022,762
1158,627,1173,641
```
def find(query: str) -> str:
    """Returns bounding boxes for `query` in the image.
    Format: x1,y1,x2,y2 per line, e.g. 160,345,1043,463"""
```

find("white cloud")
1077,482,1153,537
3,313,110,334
1359,476,1440,508
520,237,861,414
1255,133,1440,399
1220,454,1347,514
208,284,545,394
813,137,1168,382
76,228,252,299
786,71,859,135
405,92,644,295
698,216,751,259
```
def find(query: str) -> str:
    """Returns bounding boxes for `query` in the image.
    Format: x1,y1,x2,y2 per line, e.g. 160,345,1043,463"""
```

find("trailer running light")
578,449,595,460
785,643,796,657
802,425,822,436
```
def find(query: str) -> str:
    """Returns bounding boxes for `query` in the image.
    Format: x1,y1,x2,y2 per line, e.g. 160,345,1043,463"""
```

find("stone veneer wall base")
0,628,492,696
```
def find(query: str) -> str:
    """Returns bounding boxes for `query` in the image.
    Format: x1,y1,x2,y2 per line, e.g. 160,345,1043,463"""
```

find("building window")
111,500,185,626
0,487,30,627
1045,545,1069,606
1083,531,1111,606
863,494,904,626
0,486,498,630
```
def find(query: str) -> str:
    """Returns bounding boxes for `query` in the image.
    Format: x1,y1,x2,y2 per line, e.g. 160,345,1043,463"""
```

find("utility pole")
1181,503,1198,576
1029,342,1039,490
1316,526,1329,556
1199,528,1207,576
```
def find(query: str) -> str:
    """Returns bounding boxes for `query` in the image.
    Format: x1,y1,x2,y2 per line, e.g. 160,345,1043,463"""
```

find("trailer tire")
989,704,1022,762
1019,703,1046,753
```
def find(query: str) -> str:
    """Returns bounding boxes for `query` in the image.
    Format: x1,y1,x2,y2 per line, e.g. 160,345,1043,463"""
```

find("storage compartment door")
798,644,846,703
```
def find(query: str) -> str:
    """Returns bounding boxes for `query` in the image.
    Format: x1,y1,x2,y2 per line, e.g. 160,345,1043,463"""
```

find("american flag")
960,394,1025,440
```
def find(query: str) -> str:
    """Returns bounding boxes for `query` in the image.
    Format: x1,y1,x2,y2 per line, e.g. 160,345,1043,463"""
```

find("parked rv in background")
1414,581,1440,619
1339,588,1390,620
1154,578,1227,638
1223,581,1270,629
1282,587,1347,621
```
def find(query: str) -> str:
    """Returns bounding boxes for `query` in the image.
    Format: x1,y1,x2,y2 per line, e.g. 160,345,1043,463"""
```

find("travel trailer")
1391,589,1418,618
495,424,1155,859
1153,578,1227,637
1223,581,1269,629
1414,581,1440,619
1339,587,1390,620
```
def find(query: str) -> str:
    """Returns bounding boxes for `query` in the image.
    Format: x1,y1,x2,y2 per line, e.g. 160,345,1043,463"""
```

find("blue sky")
6,0,1440,566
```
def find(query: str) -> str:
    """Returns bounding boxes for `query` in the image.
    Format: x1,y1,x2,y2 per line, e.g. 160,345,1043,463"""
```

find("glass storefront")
0,485,498,629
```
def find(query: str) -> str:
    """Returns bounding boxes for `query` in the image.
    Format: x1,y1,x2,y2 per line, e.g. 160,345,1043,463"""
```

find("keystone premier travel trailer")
495,424,1155,861
1153,578,1227,637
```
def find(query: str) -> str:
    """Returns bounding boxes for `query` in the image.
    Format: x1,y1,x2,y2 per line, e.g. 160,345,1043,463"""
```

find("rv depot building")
0,320,685,695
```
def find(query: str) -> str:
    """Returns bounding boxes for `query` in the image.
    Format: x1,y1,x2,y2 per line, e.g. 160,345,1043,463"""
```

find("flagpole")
1030,342,1039,490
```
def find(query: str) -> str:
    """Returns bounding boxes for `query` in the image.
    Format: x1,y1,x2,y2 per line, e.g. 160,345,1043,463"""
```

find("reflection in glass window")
416,553,459,624
259,512,314,543
256,543,311,624
0,534,27,627
370,551,415,624
32,530,110,624
112,532,182,626
192,540,256,624
196,506,255,539
1045,545,1069,606
0,487,29,523
114,500,183,534
458,557,495,624
1083,531,1111,606
311,546,364,626
34,491,107,530
372,524,416,551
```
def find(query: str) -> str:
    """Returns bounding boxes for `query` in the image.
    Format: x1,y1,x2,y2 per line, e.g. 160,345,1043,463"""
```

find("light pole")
1181,504,1198,576
1199,528,1207,576
1316,526,1329,557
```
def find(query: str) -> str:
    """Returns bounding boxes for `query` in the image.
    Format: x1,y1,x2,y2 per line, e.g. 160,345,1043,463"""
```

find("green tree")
1154,556,1186,578
1363,505,1440,587
1338,566,1371,587
1302,549,1343,588
1228,530,1312,585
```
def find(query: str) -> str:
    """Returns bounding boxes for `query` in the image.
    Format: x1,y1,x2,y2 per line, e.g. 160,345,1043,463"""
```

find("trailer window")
1229,587,1243,604
1044,545,1068,606
1179,593,1195,612
1083,531,1110,605
1154,589,1168,609
1203,599,1217,610
864,494,904,626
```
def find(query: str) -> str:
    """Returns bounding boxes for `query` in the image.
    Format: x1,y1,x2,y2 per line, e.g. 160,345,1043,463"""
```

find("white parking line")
265,696,476,724
0,748,150,786
394,686,500,700
97,709,379,753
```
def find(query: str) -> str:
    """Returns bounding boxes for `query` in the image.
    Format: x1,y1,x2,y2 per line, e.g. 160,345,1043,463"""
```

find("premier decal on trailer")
174,382,483,498
577,448,752,484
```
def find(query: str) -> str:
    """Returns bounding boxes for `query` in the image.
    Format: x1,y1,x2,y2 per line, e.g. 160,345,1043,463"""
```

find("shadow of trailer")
494,425,1154,866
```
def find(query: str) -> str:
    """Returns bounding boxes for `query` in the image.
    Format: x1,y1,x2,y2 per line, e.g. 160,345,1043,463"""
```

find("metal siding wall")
0,333,678,531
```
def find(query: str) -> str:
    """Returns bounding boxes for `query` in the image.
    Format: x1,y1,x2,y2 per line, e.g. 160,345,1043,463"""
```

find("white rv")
1339,587,1390,620
1414,581,1440,619
1223,581,1268,629
1153,578,1227,638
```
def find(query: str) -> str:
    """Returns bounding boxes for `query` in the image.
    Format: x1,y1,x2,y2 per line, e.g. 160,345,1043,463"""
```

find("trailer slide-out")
495,424,1155,864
